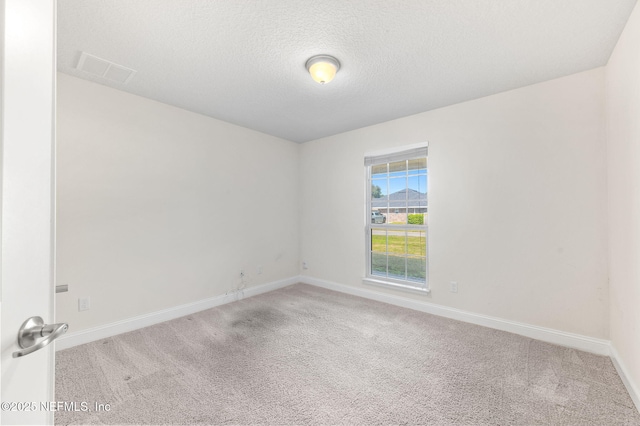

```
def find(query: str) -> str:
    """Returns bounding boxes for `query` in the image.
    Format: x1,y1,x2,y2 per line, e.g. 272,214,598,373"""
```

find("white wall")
300,68,609,339
606,1,640,402
56,73,299,332
58,63,613,344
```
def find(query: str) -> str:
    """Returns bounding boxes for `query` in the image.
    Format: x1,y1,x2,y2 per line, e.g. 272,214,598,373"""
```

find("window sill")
362,277,431,295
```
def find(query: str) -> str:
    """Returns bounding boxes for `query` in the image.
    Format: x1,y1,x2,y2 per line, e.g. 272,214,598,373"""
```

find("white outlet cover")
450,282,458,293
78,297,91,311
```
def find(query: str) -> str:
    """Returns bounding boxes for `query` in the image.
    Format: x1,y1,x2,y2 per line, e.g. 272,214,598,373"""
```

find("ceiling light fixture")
305,55,340,84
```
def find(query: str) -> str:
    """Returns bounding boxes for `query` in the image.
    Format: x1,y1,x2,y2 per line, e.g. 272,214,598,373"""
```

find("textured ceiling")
57,0,637,143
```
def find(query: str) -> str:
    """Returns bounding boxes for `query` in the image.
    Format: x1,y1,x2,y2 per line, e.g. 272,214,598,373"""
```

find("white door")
1,1,57,425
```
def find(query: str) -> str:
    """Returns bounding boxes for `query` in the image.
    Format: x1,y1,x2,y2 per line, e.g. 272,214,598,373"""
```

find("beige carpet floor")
55,283,640,425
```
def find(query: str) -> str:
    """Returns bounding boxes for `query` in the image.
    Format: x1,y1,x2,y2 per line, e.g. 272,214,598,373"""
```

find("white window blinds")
364,146,428,167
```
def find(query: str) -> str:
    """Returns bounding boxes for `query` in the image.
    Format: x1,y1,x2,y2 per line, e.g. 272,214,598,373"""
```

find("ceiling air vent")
76,52,136,84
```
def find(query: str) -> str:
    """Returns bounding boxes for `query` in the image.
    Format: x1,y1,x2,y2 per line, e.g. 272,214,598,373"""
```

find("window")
365,146,428,292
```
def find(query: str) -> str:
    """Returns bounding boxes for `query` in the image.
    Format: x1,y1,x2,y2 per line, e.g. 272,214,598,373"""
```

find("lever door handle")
12,316,69,358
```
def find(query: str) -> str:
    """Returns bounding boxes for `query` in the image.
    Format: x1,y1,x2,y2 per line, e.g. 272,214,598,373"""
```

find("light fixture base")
305,55,341,72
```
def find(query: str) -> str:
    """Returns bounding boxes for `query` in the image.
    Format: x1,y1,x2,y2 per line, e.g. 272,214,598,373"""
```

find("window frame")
364,145,429,293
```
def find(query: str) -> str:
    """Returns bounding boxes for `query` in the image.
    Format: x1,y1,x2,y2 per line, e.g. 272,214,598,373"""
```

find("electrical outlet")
257,265,263,275
302,261,308,270
450,281,458,293
78,297,91,311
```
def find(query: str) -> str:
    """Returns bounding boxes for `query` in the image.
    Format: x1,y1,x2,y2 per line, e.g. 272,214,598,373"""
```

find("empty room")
2,1,640,425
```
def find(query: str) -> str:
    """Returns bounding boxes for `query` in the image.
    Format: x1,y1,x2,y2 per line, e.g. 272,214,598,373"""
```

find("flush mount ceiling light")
305,55,340,84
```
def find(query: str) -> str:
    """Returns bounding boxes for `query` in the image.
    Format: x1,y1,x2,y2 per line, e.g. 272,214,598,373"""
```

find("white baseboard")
56,273,610,356
299,275,611,356
610,345,640,413
55,276,299,351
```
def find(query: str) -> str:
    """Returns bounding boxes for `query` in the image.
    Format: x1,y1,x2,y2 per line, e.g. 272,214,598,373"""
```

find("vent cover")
76,52,136,84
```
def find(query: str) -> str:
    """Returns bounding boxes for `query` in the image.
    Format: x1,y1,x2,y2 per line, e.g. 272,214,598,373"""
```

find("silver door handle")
12,316,68,358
